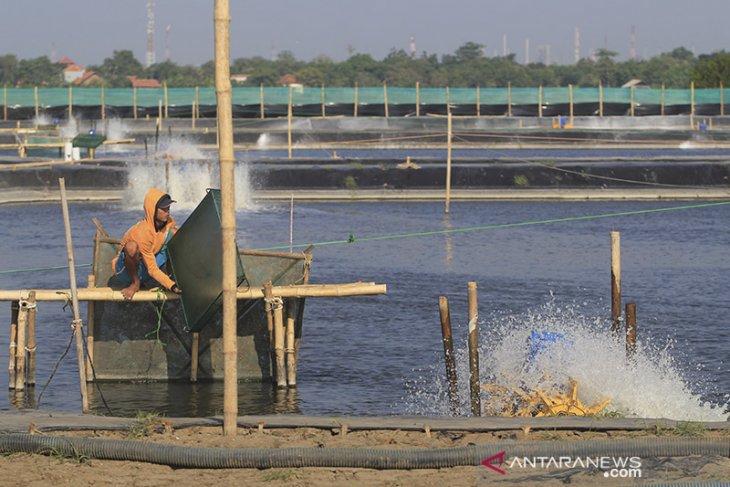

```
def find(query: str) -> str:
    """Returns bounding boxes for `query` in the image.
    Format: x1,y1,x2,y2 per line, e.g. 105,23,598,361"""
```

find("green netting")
2,86,727,107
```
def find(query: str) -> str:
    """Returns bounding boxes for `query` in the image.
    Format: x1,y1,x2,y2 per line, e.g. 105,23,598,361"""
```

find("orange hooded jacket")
112,188,177,290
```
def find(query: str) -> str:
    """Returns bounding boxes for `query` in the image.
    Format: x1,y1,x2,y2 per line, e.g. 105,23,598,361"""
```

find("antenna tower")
629,25,637,60
146,0,155,67
574,27,580,63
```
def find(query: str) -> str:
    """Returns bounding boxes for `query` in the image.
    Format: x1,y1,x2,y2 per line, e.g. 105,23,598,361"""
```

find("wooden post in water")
569,83,574,125
164,81,169,119
59,178,89,412
625,302,637,357
263,282,276,381
287,85,293,159
214,0,238,436
476,85,480,117
195,85,200,120
630,85,635,117
538,84,543,118
85,274,95,380
101,82,106,120
610,231,621,337
446,86,451,115
467,282,481,416
286,317,296,386
3,84,7,121
259,84,265,119
438,296,459,414
661,83,665,116
26,291,37,387
68,84,73,120
190,332,199,382
353,82,358,117
415,81,420,117
14,301,27,390
157,100,162,128
273,295,286,388
599,82,604,117
34,86,39,120
321,83,326,118
690,81,695,129
444,109,452,214
133,86,138,119
8,302,18,388
721,82,725,117
383,80,389,118
192,99,197,129
507,81,512,117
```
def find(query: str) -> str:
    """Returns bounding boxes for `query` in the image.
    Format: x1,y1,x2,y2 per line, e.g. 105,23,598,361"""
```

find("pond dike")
1,155,730,204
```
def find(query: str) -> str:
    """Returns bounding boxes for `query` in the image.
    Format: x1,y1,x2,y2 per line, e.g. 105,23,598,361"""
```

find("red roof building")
128,76,162,88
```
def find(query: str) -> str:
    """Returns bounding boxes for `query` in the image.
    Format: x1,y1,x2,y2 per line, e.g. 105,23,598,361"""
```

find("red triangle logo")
482,451,507,475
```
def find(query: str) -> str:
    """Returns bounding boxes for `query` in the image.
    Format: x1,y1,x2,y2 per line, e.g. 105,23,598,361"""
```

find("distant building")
128,76,162,89
621,79,649,89
74,71,102,87
57,57,86,84
278,73,298,86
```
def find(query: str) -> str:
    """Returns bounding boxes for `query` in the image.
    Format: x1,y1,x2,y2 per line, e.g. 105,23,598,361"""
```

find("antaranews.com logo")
482,451,642,478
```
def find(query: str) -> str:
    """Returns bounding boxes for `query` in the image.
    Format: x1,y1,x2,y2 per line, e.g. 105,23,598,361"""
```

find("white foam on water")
256,133,271,148
60,118,79,138
32,113,52,126
405,300,728,421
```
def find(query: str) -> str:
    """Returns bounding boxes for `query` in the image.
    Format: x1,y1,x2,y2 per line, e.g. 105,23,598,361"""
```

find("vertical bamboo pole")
446,86,451,115
195,85,200,119
287,85,293,159
26,291,36,386
190,332,199,382
263,282,275,381
101,82,106,120
286,317,296,386
59,177,89,412
569,83,574,125
34,86,39,120
289,194,294,253
444,109,452,214
321,82,326,117
133,85,138,119
383,80,389,118
68,84,73,120
259,84,264,119
611,231,621,337
157,100,162,127
416,81,420,116
214,0,238,436
353,82,358,117
599,82,604,117
438,296,459,414
630,85,635,117
273,297,286,388
720,82,725,117
661,83,665,116
3,84,7,121
476,85,480,117
507,81,512,117
164,81,169,119
85,274,95,380
192,99,197,129
538,83,543,118
14,302,28,391
467,282,480,416
8,302,18,389
690,80,695,129
625,302,637,357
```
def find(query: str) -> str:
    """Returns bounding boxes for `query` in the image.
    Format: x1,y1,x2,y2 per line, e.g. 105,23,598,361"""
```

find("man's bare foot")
121,282,141,300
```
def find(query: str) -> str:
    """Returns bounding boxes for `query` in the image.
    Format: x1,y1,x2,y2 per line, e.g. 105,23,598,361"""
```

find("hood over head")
143,188,168,226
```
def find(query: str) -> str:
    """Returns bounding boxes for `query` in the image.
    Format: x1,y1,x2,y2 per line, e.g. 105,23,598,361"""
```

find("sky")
1,0,728,67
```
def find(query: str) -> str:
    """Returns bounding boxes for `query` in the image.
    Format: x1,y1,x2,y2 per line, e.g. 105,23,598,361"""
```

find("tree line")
1,42,729,89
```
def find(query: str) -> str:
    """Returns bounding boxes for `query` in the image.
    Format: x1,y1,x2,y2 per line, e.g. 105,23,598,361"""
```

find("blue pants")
114,250,168,288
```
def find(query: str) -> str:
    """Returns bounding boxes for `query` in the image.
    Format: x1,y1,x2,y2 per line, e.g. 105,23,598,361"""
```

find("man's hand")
171,284,182,295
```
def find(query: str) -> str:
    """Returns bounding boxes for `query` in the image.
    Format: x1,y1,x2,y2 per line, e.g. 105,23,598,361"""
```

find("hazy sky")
2,0,728,66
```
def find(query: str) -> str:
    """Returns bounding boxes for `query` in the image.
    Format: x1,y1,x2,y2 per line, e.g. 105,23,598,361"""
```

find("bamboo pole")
157,100,162,127
467,282,480,416
195,85,200,119
192,99,196,129
353,82,358,117
14,301,28,390
3,84,7,121
630,85,635,117
383,80,389,118
85,274,95,380
273,295,286,388
625,302,637,357
438,296,459,414
164,81,169,119
446,86,450,115
8,302,18,389
190,332,199,382
286,317,296,386
661,83,665,116
721,82,725,117
444,110,452,214
68,84,73,120
569,83,574,125
101,82,105,120
59,178,89,412
34,86,39,120
26,291,36,386
215,0,238,436
416,81,420,117
691,80,696,128
611,231,621,337
507,81,512,117
321,83,326,118
263,282,276,381
259,84,264,119
599,82,604,117
287,85,293,159
538,84,543,118
133,86,138,119
476,85,480,117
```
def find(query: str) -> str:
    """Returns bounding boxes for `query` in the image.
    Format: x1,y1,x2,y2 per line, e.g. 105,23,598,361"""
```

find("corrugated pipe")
0,434,727,469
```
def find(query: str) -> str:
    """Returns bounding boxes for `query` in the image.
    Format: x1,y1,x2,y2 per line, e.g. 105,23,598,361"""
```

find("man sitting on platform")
111,188,182,300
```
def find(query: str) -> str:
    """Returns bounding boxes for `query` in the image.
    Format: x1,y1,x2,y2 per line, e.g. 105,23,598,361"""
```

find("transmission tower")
629,25,637,60
574,27,580,63
146,0,155,67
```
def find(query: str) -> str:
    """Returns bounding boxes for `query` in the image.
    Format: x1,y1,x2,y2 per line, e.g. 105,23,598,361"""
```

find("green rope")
145,288,167,348
255,200,730,251
0,263,92,275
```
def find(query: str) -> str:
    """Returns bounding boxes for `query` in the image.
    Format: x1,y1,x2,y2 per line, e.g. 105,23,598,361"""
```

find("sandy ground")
0,424,728,486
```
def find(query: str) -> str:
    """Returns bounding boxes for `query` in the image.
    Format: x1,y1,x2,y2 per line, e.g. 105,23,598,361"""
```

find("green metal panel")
72,134,106,148
167,189,245,332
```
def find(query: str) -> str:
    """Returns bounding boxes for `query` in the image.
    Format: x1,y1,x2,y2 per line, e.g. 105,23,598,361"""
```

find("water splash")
60,117,79,138
405,300,728,421
32,113,52,127
104,118,130,141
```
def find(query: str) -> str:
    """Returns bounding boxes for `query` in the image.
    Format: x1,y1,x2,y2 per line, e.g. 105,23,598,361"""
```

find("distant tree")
91,50,144,86
0,54,18,85
453,42,485,63
17,56,63,86
692,51,730,87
